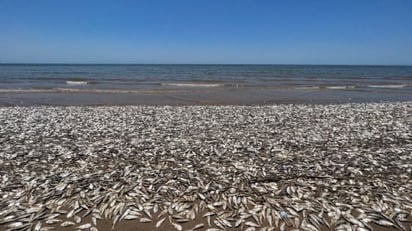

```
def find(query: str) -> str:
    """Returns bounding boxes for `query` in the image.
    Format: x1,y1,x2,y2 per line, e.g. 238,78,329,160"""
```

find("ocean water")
0,64,411,105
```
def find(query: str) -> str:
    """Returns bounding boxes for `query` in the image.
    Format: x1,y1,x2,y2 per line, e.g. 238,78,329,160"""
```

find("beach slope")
0,103,411,230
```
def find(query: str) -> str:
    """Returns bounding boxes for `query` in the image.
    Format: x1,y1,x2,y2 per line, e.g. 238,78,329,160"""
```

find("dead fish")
73,215,82,223
156,217,166,228
77,223,93,229
34,222,42,231
60,221,76,227
374,219,394,227
192,223,204,230
171,221,182,231
7,222,24,228
140,217,152,223
245,221,260,227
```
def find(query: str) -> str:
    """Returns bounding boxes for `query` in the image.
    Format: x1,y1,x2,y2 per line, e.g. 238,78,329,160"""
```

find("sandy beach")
0,103,411,231
2,0,412,229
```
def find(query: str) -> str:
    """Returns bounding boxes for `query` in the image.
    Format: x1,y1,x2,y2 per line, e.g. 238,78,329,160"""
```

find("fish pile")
0,103,411,231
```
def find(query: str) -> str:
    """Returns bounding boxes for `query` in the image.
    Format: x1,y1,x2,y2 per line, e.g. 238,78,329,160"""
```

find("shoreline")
0,103,411,231
1,100,412,108
1,87,412,106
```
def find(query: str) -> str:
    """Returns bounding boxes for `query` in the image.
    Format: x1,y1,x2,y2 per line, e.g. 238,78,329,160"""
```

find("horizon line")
0,63,411,66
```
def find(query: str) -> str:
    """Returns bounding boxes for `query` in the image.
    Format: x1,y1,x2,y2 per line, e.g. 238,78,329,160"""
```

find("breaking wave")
367,84,407,88
161,83,225,87
66,80,91,85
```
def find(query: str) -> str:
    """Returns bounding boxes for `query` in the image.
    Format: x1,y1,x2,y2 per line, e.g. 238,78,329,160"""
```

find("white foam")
325,86,355,90
367,84,406,89
162,83,223,87
66,80,90,85
295,86,320,90
0,88,187,94
0,89,49,93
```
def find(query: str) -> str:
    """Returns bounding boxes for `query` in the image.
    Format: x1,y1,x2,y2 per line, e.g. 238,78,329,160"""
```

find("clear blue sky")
0,0,411,65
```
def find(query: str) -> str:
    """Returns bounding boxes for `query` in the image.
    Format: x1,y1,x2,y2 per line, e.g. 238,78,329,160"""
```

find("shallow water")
1,64,411,105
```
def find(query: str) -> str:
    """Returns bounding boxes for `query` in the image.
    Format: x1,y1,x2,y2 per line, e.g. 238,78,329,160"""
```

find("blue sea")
0,64,411,105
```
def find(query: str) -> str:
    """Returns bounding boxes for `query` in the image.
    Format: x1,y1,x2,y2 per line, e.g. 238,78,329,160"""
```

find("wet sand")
47,211,412,231
0,103,411,231
1,86,412,106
